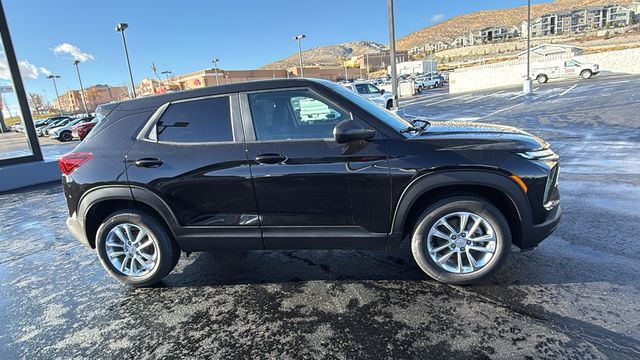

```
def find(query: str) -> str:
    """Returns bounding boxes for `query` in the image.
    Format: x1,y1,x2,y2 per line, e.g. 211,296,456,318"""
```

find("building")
468,26,519,45
388,60,438,76
55,85,129,113
517,44,583,59
524,4,637,37
85,85,129,112
138,69,290,97
287,66,362,81
349,50,408,71
55,90,83,113
409,42,449,56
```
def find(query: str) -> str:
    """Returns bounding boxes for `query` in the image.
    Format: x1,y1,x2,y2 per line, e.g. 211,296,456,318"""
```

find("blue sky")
2,0,548,110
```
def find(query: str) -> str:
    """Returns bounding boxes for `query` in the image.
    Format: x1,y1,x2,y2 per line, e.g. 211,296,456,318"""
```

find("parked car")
37,116,71,136
60,78,560,287
50,116,94,142
341,81,394,109
72,117,100,140
533,59,599,84
414,75,441,92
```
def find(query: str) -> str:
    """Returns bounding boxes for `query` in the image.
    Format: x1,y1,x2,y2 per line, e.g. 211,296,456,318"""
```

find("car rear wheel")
386,100,393,110
581,70,592,79
410,196,511,285
60,131,73,142
95,210,180,287
537,74,548,84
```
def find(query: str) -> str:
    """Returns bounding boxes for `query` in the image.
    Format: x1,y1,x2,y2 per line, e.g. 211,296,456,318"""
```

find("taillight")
58,152,93,175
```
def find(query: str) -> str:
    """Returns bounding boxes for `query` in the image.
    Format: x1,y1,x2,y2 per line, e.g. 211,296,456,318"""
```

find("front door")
241,87,391,250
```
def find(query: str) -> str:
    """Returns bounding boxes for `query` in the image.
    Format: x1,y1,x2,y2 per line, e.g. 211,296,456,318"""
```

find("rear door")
240,86,391,250
125,93,262,251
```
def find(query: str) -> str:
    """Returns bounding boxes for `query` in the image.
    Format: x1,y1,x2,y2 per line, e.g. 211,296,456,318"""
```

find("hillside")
396,0,634,50
259,41,385,70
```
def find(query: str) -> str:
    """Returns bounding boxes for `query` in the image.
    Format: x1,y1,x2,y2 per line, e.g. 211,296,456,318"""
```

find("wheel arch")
79,186,180,249
387,170,531,250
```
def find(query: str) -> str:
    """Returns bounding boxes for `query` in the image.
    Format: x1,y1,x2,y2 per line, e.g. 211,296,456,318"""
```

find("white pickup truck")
342,81,394,109
533,59,600,84
414,75,442,92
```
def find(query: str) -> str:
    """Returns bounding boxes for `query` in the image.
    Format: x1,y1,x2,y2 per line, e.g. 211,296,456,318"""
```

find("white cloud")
431,14,445,22
0,59,50,80
52,43,95,62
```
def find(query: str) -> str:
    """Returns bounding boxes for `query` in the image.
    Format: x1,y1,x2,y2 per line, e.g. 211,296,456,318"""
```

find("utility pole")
116,23,136,98
294,34,306,77
212,58,220,86
73,60,89,115
366,53,370,79
523,0,533,95
387,0,399,109
47,75,62,116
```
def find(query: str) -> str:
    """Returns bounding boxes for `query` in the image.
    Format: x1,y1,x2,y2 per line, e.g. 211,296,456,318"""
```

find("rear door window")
157,96,233,143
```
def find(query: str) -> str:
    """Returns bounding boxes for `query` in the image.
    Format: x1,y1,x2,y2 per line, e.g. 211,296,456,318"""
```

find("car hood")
412,121,548,151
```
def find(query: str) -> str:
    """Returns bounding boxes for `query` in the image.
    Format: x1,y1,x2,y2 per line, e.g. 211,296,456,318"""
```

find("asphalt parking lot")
1,75,640,358
0,132,77,160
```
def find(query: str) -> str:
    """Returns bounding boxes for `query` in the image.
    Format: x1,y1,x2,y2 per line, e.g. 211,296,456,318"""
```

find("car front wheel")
60,131,73,142
95,210,180,287
581,70,592,79
410,196,511,285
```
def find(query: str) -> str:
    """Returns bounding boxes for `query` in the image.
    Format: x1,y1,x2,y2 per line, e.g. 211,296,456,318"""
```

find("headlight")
516,148,558,160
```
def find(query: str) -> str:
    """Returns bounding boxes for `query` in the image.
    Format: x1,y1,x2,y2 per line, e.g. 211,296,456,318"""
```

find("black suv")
60,79,560,287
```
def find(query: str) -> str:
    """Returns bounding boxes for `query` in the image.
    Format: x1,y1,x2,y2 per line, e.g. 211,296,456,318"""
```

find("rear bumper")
66,215,92,249
519,205,561,251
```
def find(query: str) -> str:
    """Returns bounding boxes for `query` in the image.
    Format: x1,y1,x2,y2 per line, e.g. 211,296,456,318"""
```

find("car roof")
110,78,336,112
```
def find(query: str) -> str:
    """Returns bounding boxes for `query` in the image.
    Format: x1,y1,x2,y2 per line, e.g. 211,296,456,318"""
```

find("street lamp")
523,0,533,95
46,75,62,116
73,60,89,115
212,58,220,86
387,0,399,110
161,70,172,81
115,22,136,98
293,34,306,78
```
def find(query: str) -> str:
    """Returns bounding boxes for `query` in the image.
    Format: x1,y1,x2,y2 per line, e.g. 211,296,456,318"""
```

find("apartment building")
525,4,637,37
408,42,449,56
54,85,129,113
468,26,519,45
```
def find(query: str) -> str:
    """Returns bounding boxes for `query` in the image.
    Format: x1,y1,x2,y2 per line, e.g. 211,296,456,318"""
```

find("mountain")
259,41,386,70
396,0,635,50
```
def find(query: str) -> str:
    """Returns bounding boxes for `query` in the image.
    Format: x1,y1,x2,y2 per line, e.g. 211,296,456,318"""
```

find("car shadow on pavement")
160,249,429,288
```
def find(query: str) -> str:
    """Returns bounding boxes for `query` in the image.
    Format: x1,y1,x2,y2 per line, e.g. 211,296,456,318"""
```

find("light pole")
116,22,136,98
46,75,62,116
523,0,533,94
387,0,399,109
161,70,172,81
212,58,220,86
293,34,305,77
73,60,89,115
366,53,370,79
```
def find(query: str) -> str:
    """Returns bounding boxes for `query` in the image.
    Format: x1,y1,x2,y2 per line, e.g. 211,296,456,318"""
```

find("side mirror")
380,89,385,95
333,120,376,144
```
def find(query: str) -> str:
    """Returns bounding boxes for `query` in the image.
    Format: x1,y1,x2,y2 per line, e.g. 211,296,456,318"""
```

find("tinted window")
248,89,348,141
157,96,232,143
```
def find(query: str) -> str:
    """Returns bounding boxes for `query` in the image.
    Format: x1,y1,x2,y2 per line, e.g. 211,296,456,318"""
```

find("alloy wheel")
105,223,159,277
426,212,497,274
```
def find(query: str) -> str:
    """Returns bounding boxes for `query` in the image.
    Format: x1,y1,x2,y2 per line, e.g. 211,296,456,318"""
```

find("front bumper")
66,215,92,249
519,205,561,251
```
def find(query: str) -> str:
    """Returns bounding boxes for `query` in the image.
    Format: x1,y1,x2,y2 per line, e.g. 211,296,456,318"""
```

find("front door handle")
255,153,287,165
134,158,163,168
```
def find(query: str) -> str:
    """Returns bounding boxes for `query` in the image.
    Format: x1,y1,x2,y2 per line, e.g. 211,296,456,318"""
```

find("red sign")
194,79,201,86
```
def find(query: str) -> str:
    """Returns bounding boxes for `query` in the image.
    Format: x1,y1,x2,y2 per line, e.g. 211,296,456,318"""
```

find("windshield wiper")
401,119,431,134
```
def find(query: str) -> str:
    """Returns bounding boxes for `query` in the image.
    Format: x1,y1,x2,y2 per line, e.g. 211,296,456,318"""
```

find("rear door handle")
133,158,163,168
255,153,287,165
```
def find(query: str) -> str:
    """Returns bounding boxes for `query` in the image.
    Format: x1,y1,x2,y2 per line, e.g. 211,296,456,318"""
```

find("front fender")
386,170,532,250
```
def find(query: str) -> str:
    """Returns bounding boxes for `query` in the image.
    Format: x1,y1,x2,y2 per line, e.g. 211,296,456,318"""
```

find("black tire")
410,196,511,285
418,86,423,93
386,100,393,110
95,210,180,287
60,131,73,142
537,74,548,84
581,70,592,79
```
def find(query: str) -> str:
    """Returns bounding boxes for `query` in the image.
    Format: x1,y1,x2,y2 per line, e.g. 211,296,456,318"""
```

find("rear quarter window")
156,96,232,143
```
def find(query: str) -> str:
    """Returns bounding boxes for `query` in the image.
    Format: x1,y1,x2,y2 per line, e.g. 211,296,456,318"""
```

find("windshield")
326,82,412,133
